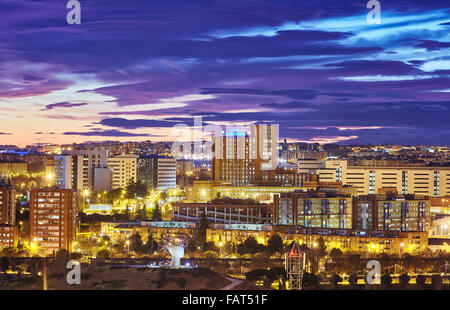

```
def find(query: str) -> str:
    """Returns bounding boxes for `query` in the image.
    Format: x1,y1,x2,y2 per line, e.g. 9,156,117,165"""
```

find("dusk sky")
0,0,449,147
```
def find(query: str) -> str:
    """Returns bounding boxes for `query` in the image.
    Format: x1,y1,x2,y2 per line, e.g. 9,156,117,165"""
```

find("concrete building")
0,225,18,249
353,194,430,232
55,149,110,192
137,155,176,190
297,159,325,174
0,161,27,176
211,124,279,186
108,154,138,190
184,180,315,203
206,224,428,256
94,167,113,192
318,159,450,196
0,184,16,225
274,191,352,229
30,188,78,255
172,198,273,224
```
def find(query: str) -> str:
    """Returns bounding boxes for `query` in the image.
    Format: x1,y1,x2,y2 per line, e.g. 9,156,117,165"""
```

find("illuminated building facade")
108,154,138,190
0,224,18,249
30,188,78,255
274,191,352,229
354,194,430,232
211,124,279,186
100,221,195,243
185,180,314,203
206,224,428,256
0,184,16,225
172,198,273,224
0,161,27,176
318,159,450,197
137,155,177,190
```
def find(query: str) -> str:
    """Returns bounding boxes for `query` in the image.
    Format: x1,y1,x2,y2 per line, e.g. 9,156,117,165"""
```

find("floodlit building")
55,149,109,191
0,161,27,176
274,191,353,229
137,155,177,190
108,154,138,190
353,194,430,232
30,188,78,255
206,224,428,256
211,124,279,186
184,180,315,203
100,221,196,243
172,198,273,224
0,224,18,249
0,183,16,225
318,159,450,197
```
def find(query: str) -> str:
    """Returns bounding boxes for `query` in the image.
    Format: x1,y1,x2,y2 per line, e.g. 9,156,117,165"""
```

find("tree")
329,248,343,262
348,273,358,287
302,272,319,289
130,233,144,253
195,212,209,251
126,181,148,199
237,236,259,255
245,269,267,286
381,273,392,288
399,273,410,288
331,273,342,288
416,275,426,287
267,267,287,290
124,204,131,220
152,202,162,221
432,275,442,290
96,249,111,258
267,234,283,256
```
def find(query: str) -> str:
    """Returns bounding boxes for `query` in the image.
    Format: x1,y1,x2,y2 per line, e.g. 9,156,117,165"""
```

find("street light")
126,240,130,253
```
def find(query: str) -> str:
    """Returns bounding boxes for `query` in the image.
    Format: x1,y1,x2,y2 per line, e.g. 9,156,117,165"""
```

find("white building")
108,154,138,190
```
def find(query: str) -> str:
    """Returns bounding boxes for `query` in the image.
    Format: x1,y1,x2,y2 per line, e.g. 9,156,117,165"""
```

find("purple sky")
0,0,449,146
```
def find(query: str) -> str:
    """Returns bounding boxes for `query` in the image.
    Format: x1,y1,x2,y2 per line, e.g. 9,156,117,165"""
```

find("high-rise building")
30,188,78,255
354,194,430,232
54,155,84,190
137,155,177,190
108,154,138,190
0,183,16,225
274,191,352,229
211,124,279,186
318,159,450,197
54,149,109,192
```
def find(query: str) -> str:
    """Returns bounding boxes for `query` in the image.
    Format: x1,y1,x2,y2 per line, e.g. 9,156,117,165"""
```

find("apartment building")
108,154,138,190
274,191,352,229
353,194,430,232
206,224,428,255
0,161,27,176
0,225,18,249
0,184,16,225
137,155,177,189
211,124,279,186
55,149,110,192
100,221,195,243
30,188,78,255
318,159,450,196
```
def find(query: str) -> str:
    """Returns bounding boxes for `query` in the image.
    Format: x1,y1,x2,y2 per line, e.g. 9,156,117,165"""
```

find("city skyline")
0,0,449,147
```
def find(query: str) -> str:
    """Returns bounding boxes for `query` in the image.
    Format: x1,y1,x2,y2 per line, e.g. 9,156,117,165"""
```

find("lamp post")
126,240,130,253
